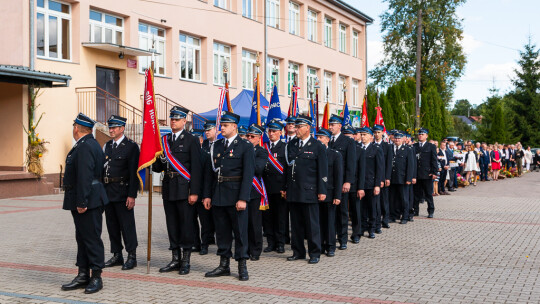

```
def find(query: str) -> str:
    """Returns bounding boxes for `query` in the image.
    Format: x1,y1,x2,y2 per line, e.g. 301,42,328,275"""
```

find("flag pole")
147,45,156,275
314,77,320,130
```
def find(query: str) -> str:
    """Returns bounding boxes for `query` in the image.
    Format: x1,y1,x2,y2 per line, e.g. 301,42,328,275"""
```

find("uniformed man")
316,128,343,257
373,124,393,232
262,119,288,254
191,129,205,145
389,132,414,224
238,125,248,139
285,116,297,143
203,111,254,281
327,115,356,249
102,115,140,271
413,128,438,218
61,113,108,294
152,106,202,275
284,114,328,264
404,132,417,222
357,127,383,239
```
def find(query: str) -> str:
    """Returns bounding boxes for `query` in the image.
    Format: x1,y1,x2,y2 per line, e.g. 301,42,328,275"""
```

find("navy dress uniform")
61,113,108,294
262,119,288,253
152,106,202,275
389,132,414,224
327,115,357,249
238,125,248,138
406,132,417,221
203,111,254,281
373,124,394,231
413,128,438,218
316,128,343,257
102,115,140,270
285,115,328,264
357,127,384,239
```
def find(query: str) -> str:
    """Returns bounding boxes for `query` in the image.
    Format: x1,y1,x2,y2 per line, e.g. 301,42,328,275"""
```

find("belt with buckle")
217,176,242,183
62,185,73,191
167,171,181,178
103,176,126,184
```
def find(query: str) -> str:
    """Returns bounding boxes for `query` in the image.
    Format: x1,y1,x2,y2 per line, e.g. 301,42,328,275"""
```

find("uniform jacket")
413,142,438,179
203,136,255,206
357,143,384,190
262,140,287,194
391,145,414,185
350,142,365,192
251,145,269,200
103,137,140,202
285,136,328,203
152,130,202,200
329,134,357,186
479,148,491,165
374,140,394,181
63,134,109,210
324,147,343,203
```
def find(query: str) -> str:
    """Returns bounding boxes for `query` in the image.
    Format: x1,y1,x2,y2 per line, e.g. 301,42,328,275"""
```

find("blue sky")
346,0,540,106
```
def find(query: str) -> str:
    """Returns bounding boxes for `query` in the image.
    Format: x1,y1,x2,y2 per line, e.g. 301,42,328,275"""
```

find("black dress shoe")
104,253,123,268
263,246,275,253
249,255,260,261
276,245,285,253
199,246,208,255
338,243,347,250
159,249,180,273
414,212,419,216
308,257,320,264
382,223,390,228
351,237,360,244
409,216,414,222
179,250,191,275
375,229,382,234
389,218,396,223
427,213,434,218
326,250,335,257
61,269,89,291
205,256,231,277
368,232,376,239
84,270,103,294
122,252,137,270
400,219,408,224
238,259,249,281
449,188,456,192
287,255,304,261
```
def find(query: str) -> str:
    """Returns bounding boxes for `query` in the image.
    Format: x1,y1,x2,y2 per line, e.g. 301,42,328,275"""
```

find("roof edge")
332,0,374,24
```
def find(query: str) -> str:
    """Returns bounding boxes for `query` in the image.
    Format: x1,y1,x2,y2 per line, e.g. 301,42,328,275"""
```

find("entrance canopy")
0,65,71,87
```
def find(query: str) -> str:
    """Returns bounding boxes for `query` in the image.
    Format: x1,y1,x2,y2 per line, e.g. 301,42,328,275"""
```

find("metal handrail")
143,93,207,130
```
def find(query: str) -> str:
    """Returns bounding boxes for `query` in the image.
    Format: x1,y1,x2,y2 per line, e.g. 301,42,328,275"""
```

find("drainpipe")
30,0,35,70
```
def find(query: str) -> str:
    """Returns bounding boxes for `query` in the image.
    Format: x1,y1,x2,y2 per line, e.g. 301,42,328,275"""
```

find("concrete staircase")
0,170,58,199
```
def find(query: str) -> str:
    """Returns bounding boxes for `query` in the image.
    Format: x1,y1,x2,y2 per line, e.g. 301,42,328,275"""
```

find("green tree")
370,0,467,103
451,99,479,116
490,102,507,143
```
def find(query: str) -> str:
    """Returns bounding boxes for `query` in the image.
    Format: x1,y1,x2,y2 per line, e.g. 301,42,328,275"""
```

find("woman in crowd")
524,146,533,172
463,145,479,186
491,145,503,180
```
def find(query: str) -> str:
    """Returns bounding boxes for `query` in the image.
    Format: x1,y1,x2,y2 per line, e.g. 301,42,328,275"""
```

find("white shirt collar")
332,132,341,140
113,135,125,146
375,139,383,145
271,139,280,146
300,136,310,146
363,142,371,149
224,133,238,144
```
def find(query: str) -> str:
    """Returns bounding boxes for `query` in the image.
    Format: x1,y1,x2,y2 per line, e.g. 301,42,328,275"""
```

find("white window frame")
267,57,280,95
242,50,257,89
242,0,256,19
288,62,300,96
306,67,317,99
179,34,202,82
352,79,359,107
324,72,332,103
36,0,72,61
307,10,317,42
339,24,346,53
289,2,300,36
89,10,124,45
338,76,345,105
324,18,332,48
352,30,358,58
213,42,231,86
138,23,166,76
267,0,280,29
215,0,228,10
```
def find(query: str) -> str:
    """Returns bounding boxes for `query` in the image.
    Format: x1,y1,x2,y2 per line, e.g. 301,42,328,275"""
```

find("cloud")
463,62,517,84
367,40,384,70
461,33,483,55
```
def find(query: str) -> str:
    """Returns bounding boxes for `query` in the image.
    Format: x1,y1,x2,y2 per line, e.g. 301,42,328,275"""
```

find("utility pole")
415,0,423,136
264,1,268,100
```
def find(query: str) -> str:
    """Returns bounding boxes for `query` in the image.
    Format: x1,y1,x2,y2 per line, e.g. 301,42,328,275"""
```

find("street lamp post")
415,0,423,136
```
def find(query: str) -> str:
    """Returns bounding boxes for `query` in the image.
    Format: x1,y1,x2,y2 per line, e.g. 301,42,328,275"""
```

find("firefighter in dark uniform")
102,115,140,271
262,119,288,254
245,123,269,261
357,127,384,239
389,132,414,224
413,128,438,218
238,125,248,139
315,128,343,257
203,111,254,281
405,132,417,222
284,115,328,264
373,124,393,232
61,113,108,294
327,115,356,249
152,106,202,275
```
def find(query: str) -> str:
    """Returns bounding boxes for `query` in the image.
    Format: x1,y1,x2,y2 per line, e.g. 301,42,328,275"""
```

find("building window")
288,62,299,96
339,24,346,53
324,18,332,48
36,0,71,60
89,10,123,44
243,0,255,19
266,57,279,95
324,72,332,103
306,67,317,99
213,42,231,85
352,79,359,107
307,10,317,42
179,34,201,81
352,30,358,58
242,50,257,89
138,23,166,75
214,0,227,9
289,2,300,36
267,0,280,28
338,76,345,105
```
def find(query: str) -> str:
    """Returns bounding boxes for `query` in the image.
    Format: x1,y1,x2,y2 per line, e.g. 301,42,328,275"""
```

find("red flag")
361,94,370,127
137,69,163,190
375,107,386,132
321,102,330,129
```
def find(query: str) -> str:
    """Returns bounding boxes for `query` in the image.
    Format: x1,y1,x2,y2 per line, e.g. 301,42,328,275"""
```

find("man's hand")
380,181,384,188
412,178,417,184
77,207,87,214
318,194,326,201
374,186,380,196
406,181,411,185
385,180,390,187
432,174,438,180
203,198,212,210
333,199,341,205
357,190,365,200
280,191,286,200
126,197,135,210
444,166,449,170
342,182,351,193
188,194,198,205
236,200,247,211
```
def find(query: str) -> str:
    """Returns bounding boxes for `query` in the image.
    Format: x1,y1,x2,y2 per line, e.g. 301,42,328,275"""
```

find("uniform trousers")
213,205,249,260
193,200,215,248
390,184,409,220
262,193,288,248
319,202,336,252
377,186,390,228
71,207,105,270
247,198,263,257
163,199,195,250
414,179,435,215
289,202,321,259
335,191,350,243
408,184,415,216
348,193,362,238
105,201,138,254
361,190,379,233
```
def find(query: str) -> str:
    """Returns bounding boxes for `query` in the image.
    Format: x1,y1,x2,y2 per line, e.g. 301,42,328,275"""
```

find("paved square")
1,173,539,303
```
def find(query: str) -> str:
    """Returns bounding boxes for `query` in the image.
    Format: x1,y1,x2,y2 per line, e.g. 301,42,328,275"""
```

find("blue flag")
343,100,351,126
249,78,261,127
264,84,281,142
309,99,316,132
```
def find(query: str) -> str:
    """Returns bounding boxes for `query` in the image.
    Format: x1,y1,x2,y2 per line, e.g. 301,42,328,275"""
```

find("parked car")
444,136,464,145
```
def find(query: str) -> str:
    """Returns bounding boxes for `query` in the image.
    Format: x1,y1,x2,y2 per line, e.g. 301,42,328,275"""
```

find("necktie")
271,143,275,149
113,142,117,149
330,136,335,145
299,141,304,149
224,140,229,150
394,146,397,154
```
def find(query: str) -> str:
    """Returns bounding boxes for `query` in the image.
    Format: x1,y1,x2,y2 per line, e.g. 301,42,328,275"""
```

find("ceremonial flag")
288,84,299,117
342,95,351,126
264,83,281,143
249,74,262,127
321,102,330,129
361,93,370,127
309,98,316,130
137,68,163,190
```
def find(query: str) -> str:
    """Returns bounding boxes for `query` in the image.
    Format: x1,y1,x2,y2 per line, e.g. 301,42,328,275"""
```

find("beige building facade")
0,0,372,179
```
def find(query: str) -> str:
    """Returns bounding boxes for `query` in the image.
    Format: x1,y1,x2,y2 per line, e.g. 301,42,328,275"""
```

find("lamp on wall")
118,52,124,59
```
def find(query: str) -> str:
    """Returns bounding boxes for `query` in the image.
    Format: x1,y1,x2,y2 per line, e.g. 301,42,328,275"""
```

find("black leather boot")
205,256,230,277
199,245,208,255
238,258,249,281
122,251,137,270
61,268,89,291
159,249,180,273
84,269,103,294
104,252,124,268
179,249,191,275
